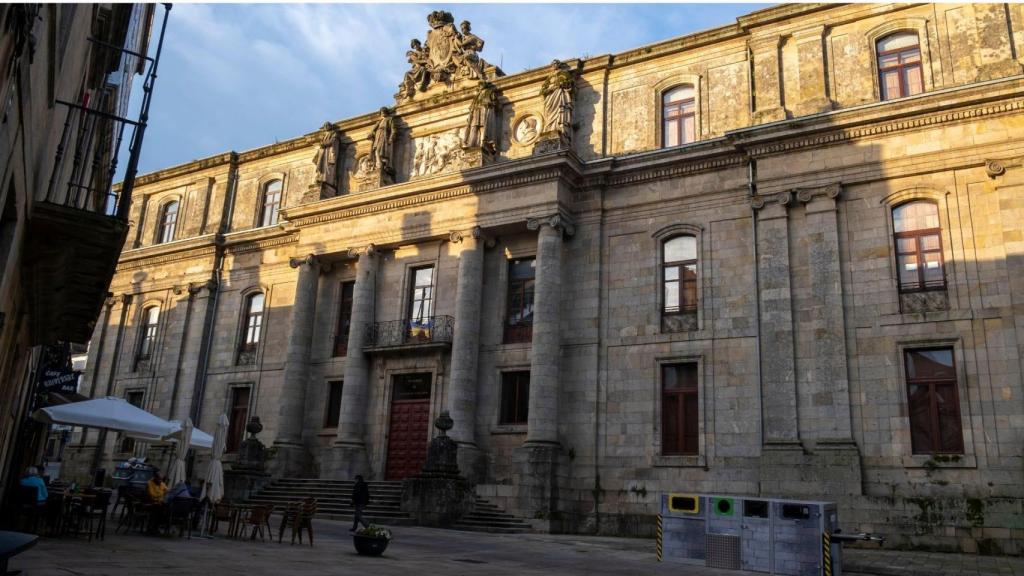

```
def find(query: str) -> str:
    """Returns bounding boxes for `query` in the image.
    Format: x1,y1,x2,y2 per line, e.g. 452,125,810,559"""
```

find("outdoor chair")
278,497,316,546
166,496,197,539
15,485,44,534
115,495,151,534
43,492,66,536
242,505,273,541
209,502,236,536
79,490,111,541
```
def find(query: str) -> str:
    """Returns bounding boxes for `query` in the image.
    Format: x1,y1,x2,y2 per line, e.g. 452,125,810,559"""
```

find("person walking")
350,475,370,532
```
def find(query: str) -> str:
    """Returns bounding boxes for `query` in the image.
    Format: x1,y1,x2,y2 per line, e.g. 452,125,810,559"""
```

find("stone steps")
249,479,530,533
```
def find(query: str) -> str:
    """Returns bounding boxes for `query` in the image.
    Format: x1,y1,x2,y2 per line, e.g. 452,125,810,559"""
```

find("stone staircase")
247,478,530,533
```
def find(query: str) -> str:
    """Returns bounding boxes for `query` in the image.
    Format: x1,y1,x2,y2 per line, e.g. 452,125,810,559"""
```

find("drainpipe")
748,156,764,449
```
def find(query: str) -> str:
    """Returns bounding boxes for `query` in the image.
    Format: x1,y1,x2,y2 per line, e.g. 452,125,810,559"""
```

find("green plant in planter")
355,524,392,541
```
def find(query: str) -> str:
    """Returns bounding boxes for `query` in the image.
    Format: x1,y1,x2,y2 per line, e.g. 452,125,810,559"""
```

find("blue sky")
131,3,764,176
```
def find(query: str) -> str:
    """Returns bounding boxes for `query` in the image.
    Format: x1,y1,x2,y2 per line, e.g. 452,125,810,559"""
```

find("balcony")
363,316,454,353
25,5,169,344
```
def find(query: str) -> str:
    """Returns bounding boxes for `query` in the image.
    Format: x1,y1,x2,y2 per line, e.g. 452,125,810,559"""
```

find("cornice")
116,244,218,272
132,152,235,188
225,233,298,255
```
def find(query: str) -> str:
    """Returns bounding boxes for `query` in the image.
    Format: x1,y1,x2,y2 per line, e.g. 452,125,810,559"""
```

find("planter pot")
353,534,389,556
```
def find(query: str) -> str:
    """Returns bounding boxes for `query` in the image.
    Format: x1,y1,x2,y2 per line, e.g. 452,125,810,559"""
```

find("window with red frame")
905,348,963,454
662,85,696,147
333,281,355,357
893,201,945,293
662,363,698,455
877,32,923,100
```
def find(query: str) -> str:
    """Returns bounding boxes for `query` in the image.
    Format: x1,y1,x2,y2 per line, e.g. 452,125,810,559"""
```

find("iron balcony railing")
364,316,455,350
45,4,170,220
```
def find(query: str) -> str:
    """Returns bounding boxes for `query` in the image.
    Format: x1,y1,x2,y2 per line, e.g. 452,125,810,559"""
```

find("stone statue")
397,39,431,101
369,107,396,181
454,21,486,80
540,59,578,146
312,122,341,195
462,81,497,150
394,11,501,104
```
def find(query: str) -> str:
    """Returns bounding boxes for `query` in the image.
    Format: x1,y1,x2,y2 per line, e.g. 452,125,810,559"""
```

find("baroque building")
69,4,1024,552
0,4,164,505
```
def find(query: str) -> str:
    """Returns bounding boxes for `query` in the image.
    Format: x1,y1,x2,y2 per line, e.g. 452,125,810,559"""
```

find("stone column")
271,254,321,477
328,245,378,478
174,282,214,422
524,214,573,446
749,35,787,124
447,227,488,478
793,25,832,116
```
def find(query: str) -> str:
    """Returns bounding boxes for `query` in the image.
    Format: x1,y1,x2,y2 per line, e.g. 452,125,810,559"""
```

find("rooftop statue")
540,59,580,148
395,11,500,103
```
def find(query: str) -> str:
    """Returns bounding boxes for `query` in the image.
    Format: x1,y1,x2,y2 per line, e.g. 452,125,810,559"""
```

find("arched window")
157,201,178,244
663,235,698,315
259,180,282,227
877,32,923,100
893,200,944,292
238,292,265,363
662,86,696,148
137,306,159,360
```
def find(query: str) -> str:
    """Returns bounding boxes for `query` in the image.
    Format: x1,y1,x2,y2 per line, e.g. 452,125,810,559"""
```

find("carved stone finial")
434,411,454,435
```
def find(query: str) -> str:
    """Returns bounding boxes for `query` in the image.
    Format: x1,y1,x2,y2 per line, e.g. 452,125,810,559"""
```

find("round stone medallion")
513,114,541,145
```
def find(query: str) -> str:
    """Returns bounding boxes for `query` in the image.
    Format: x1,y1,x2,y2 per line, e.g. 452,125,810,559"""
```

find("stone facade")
67,4,1024,554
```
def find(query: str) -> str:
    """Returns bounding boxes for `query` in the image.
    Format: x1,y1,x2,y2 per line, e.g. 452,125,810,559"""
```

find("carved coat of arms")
395,11,502,103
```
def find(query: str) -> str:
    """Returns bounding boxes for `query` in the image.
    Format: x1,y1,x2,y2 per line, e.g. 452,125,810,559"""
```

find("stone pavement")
11,518,1024,576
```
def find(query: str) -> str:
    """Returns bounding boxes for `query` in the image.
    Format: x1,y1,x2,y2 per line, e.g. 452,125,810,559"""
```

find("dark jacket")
351,480,370,507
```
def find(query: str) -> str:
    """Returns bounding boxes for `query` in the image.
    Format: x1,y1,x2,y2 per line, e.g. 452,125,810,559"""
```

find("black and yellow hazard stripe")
822,532,832,576
656,515,663,562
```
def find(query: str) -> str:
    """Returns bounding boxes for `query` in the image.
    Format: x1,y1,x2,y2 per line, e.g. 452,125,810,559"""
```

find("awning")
127,420,213,450
33,396,177,438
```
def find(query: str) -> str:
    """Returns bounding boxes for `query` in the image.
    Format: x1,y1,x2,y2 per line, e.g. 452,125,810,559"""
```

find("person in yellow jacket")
145,470,168,503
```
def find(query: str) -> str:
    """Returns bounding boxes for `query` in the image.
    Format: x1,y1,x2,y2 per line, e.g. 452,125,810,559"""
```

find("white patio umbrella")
166,417,193,486
32,396,176,438
126,420,214,450
201,413,229,503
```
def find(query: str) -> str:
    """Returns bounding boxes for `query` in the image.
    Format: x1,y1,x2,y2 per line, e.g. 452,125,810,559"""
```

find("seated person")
145,471,168,504
19,466,48,504
164,480,192,503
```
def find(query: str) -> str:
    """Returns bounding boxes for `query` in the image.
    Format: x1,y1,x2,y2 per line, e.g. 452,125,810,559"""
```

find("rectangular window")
504,258,535,343
407,266,434,341
905,348,963,455
333,281,355,357
226,386,251,453
662,363,699,456
324,380,343,428
499,371,530,425
119,390,145,453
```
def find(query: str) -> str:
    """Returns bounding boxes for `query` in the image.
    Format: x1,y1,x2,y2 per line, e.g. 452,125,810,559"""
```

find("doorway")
385,373,432,480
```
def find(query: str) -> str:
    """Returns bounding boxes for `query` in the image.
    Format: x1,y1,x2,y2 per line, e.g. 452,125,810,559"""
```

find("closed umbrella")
202,413,229,503
167,417,193,487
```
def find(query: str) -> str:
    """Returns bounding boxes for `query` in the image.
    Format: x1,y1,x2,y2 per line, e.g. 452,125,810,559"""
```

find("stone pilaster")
751,193,799,445
168,282,211,422
447,226,489,480
793,25,833,116
749,35,787,124
523,214,573,446
270,254,321,477
326,245,379,479
796,184,854,443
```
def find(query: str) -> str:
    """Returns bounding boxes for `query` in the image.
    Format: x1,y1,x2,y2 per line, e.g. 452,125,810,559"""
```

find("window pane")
877,32,919,52
935,384,963,452
682,279,697,310
904,66,923,97
414,267,433,287
919,234,940,251
898,255,919,289
901,50,921,65
249,293,265,314
877,54,900,69
881,70,901,100
683,393,699,454
146,307,159,325
509,258,535,280
896,237,916,253
664,235,696,262
923,252,943,285
664,266,679,281
664,119,678,147
664,281,679,312
907,383,933,454
663,364,697,390
906,348,955,380
663,85,694,104
893,201,939,232
662,394,680,454
683,115,695,144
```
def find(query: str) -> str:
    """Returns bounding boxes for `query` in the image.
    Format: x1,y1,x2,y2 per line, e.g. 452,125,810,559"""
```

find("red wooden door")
385,398,430,480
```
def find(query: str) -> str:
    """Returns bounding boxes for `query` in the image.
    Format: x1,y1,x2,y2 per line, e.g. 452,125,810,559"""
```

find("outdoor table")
0,530,38,575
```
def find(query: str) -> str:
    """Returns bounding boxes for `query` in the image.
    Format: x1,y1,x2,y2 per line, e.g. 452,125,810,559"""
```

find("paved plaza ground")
11,518,1024,576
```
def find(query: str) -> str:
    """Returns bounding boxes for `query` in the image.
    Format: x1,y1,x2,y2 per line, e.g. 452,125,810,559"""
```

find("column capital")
118,293,133,306
795,183,842,204
102,292,116,308
288,254,321,269
750,190,794,210
345,244,379,260
448,226,495,247
527,213,575,237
